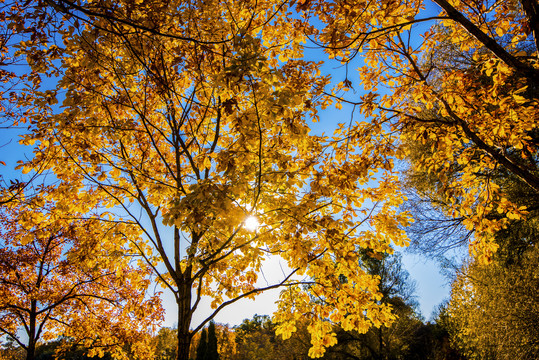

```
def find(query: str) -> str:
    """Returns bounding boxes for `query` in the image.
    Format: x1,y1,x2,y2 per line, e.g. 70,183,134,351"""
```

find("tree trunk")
520,0,539,55
26,341,36,360
378,327,383,360
433,0,529,72
176,281,193,360
177,329,191,360
26,301,37,360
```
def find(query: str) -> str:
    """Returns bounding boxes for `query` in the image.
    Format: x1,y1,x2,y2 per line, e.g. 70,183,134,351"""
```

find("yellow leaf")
110,168,121,178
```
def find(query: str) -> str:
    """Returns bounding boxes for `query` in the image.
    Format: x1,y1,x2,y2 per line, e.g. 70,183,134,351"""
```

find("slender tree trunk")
26,301,37,360
378,327,383,360
176,281,193,360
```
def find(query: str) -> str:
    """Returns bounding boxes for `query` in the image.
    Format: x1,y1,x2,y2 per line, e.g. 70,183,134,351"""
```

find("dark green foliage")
406,306,467,360
196,329,208,360
196,321,219,360
206,322,220,360
195,324,220,360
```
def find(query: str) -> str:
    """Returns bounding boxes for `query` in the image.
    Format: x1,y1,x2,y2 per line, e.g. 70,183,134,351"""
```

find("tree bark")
434,0,537,77
176,281,193,360
520,0,539,55
26,340,36,360
26,301,37,360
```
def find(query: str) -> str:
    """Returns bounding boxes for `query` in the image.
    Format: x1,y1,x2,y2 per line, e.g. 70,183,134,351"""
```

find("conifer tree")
196,329,208,360
206,322,220,360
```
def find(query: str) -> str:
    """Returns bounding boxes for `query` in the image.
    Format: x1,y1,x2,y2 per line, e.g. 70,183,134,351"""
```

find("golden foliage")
304,0,539,264
3,0,538,357
448,246,539,359
0,188,162,359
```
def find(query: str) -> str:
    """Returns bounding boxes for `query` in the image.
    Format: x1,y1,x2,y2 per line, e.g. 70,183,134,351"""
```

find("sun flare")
244,216,259,232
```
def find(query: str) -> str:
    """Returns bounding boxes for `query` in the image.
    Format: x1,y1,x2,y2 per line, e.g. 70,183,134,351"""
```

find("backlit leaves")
0,189,162,359
307,0,539,264
9,0,412,357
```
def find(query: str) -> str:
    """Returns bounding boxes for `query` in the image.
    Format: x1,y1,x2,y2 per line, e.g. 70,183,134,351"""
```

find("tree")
0,337,25,360
401,91,539,359
190,323,236,360
194,323,219,360
214,324,236,360
8,0,412,358
447,245,539,359
32,338,113,360
302,0,539,264
0,189,162,360
320,253,423,360
233,315,276,360
191,323,236,360
196,329,207,360
392,303,467,360
232,314,310,360
153,327,177,360
206,322,220,360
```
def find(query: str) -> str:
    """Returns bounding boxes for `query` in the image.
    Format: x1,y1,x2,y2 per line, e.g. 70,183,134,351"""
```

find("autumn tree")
153,327,178,360
214,324,236,360
233,315,310,360
441,167,539,359
403,136,539,360
6,0,414,358
0,337,24,360
318,253,423,360
385,8,539,357
233,315,276,360
401,97,539,360
0,189,162,360
403,131,539,263
302,0,539,264
447,245,539,359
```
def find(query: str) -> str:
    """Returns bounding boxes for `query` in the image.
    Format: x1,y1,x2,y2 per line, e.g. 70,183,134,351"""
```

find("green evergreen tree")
206,322,220,360
196,329,207,360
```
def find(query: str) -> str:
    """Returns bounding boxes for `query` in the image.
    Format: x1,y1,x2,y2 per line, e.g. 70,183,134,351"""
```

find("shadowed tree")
196,329,208,360
206,322,220,360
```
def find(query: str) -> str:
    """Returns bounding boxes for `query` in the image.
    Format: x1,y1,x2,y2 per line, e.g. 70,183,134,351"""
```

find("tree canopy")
0,0,538,359
0,188,162,360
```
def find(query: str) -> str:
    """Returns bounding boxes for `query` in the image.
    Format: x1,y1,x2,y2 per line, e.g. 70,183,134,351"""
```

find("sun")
244,216,259,232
